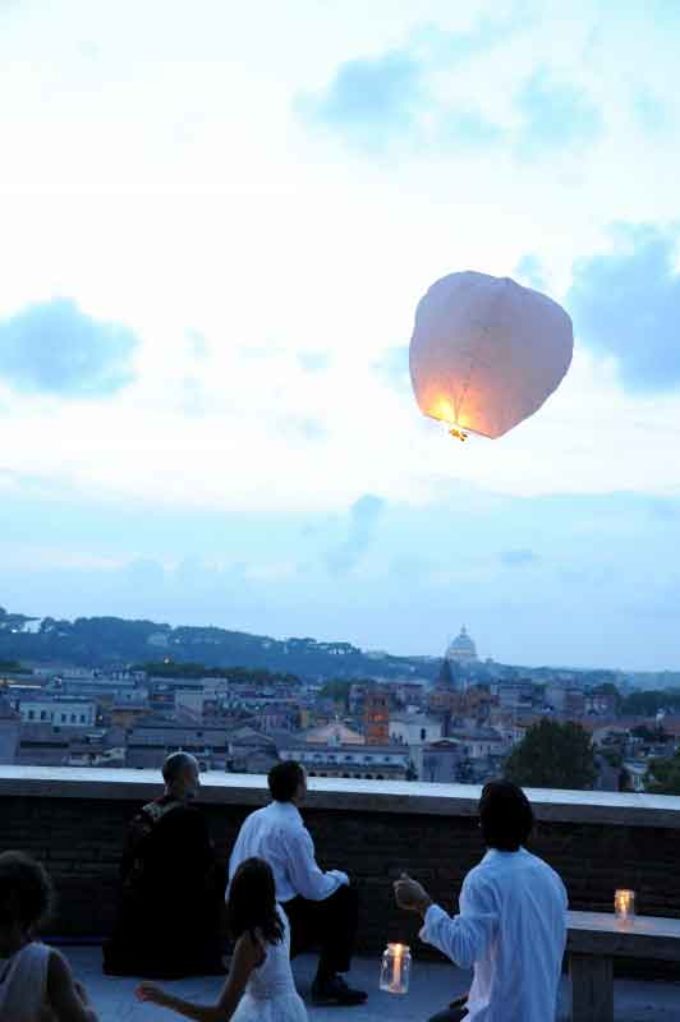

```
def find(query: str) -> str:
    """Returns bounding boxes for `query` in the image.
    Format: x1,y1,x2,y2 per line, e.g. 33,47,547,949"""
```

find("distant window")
61,714,67,723
28,710,35,720
40,710,47,721
71,714,76,723
420,728,426,741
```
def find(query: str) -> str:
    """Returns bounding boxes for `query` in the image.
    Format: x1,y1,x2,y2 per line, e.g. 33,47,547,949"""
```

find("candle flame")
614,889,635,920
384,943,408,994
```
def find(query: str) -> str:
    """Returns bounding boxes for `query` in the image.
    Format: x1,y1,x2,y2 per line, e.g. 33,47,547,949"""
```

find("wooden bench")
567,910,680,1022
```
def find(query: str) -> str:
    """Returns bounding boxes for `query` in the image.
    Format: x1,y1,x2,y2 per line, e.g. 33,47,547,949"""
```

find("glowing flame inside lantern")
425,397,470,442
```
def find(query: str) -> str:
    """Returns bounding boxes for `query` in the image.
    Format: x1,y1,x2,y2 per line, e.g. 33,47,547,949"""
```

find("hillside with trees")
0,605,438,681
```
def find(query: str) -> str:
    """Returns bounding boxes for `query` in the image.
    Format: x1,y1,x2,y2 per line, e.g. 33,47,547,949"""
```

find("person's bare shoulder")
238,930,266,969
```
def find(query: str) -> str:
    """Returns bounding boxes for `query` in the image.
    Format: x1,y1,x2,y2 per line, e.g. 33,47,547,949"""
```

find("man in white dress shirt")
394,780,567,1022
228,760,367,1007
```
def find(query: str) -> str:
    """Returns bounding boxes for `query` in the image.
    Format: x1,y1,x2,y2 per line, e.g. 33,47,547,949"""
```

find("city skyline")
1,2,680,670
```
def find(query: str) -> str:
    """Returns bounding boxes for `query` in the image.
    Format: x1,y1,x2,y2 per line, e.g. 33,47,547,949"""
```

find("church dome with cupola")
446,625,478,664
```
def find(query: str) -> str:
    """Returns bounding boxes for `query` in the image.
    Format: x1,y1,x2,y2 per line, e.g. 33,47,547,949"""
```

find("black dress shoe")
311,974,368,1006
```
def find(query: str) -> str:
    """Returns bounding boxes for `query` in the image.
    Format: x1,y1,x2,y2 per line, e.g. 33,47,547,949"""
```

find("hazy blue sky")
1,1,679,669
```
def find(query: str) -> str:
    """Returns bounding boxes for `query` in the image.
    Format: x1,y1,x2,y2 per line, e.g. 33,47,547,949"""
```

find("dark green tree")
601,747,623,769
504,719,597,790
621,689,680,716
436,659,458,688
646,750,680,795
630,724,669,743
319,678,352,710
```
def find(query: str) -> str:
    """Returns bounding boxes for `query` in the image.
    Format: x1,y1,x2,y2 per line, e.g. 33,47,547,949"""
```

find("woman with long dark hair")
137,857,308,1021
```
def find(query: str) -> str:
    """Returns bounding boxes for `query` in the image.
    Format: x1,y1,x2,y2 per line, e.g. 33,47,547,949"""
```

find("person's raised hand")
136,982,168,1006
393,872,433,915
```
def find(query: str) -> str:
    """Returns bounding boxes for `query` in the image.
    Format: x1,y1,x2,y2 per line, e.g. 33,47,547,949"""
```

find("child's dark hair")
228,858,283,945
0,851,54,932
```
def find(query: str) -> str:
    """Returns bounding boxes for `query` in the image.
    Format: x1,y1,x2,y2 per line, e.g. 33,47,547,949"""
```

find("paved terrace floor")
65,947,680,1021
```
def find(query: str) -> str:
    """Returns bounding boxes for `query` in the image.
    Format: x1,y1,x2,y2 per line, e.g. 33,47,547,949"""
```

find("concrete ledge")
4,765,680,949
1,766,680,828
568,912,680,961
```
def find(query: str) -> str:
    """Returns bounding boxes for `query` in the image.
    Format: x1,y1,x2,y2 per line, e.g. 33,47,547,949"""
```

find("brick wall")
1,772,679,958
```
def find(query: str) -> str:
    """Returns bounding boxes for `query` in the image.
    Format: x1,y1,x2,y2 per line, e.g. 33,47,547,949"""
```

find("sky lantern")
409,271,573,440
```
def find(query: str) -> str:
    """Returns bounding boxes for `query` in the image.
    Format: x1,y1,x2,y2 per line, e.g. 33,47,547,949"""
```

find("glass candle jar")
379,943,411,995
614,889,636,922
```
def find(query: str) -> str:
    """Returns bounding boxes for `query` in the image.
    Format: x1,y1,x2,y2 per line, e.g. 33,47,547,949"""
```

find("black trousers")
282,883,359,976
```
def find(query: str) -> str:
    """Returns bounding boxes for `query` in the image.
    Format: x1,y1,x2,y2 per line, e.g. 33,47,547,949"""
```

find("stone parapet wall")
1,768,679,955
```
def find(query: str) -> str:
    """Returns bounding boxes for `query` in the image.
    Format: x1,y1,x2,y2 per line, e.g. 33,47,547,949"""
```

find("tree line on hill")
138,661,300,687
0,607,437,681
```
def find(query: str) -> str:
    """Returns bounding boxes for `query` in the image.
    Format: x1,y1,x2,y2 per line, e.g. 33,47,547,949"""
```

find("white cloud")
0,0,679,662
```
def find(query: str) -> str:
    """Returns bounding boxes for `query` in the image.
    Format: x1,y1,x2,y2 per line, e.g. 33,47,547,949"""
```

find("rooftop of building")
446,726,506,740
281,739,409,756
300,722,365,745
13,692,96,703
389,711,442,724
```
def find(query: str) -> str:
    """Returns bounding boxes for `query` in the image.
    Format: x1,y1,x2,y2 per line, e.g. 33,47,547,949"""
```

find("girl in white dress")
0,851,98,1022
137,857,308,1022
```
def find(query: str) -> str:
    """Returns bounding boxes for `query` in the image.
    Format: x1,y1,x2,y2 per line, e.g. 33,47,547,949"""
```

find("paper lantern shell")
409,270,573,439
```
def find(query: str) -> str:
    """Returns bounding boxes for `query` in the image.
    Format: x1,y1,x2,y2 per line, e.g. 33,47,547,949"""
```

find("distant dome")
446,626,478,664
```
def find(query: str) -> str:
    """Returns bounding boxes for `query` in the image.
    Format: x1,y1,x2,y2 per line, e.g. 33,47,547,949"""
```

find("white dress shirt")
420,847,567,1022
228,801,349,903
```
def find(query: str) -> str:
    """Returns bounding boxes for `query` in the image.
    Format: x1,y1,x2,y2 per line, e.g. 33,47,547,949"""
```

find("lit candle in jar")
393,944,403,991
379,943,411,994
614,889,636,922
